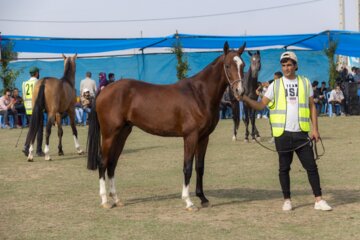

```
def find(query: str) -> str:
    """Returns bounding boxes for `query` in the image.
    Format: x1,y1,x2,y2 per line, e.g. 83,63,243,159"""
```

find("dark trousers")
274,131,322,199
24,115,44,153
0,109,18,126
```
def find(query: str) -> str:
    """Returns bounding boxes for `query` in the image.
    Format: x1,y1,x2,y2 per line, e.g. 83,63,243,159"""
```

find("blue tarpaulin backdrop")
2,30,360,56
1,30,358,94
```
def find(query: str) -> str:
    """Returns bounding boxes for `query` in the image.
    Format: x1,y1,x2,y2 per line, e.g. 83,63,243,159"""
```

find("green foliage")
171,41,190,81
324,40,338,89
0,41,20,92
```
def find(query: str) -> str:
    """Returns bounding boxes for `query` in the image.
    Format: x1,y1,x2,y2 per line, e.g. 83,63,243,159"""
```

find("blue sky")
0,0,358,38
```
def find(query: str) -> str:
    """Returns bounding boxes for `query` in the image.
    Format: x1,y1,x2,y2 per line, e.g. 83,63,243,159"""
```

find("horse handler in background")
240,51,332,211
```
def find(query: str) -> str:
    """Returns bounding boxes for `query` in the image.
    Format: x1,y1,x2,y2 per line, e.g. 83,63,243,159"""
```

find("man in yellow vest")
241,51,332,211
22,66,45,157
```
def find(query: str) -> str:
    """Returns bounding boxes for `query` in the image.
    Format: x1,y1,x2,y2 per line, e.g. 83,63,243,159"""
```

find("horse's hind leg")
107,124,132,207
44,115,55,161
99,124,132,208
68,110,83,154
55,114,64,156
195,136,210,207
182,132,198,211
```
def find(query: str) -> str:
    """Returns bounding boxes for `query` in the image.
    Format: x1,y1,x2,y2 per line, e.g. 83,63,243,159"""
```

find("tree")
171,34,190,81
1,41,20,93
324,40,338,89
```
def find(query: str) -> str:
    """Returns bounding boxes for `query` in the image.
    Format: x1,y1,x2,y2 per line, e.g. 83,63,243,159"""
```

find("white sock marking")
182,184,194,208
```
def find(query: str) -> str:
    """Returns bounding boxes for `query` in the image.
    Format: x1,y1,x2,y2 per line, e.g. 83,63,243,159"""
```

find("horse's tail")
25,80,46,146
87,96,101,170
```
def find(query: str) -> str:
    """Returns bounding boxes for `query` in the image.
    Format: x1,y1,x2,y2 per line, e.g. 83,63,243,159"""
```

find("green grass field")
0,116,359,240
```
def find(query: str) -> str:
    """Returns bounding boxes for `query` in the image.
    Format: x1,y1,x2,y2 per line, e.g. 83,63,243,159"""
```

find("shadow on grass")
124,188,360,208
41,145,162,161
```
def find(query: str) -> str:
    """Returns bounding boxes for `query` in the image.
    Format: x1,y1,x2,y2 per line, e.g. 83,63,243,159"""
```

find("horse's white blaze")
99,178,107,205
73,135,80,149
233,56,244,93
182,184,194,208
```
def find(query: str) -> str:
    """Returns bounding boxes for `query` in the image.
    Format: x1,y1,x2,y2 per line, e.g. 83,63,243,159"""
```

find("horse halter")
223,62,243,90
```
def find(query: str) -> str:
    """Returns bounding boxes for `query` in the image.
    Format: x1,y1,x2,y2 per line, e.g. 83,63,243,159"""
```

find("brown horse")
87,42,246,210
24,54,84,161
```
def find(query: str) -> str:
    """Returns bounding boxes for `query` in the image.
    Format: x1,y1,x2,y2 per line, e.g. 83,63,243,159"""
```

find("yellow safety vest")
22,78,37,115
268,76,311,137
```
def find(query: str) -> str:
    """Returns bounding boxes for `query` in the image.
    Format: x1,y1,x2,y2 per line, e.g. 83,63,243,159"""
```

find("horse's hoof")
101,202,115,209
201,201,211,208
58,152,64,156
244,139,249,143
114,201,125,207
185,205,199,212
45,156,51,161
77,149,84,155
27,158,34,162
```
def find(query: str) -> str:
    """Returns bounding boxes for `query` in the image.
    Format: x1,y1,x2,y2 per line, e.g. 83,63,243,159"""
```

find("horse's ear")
248,51,252,57
73,53,78,60
238,42,246,55
256,50,260,55
223,41,229,55
62,54,66,59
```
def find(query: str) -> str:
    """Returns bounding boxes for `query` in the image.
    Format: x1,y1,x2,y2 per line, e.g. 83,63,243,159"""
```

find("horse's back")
95,79,207,137
33,77,75,113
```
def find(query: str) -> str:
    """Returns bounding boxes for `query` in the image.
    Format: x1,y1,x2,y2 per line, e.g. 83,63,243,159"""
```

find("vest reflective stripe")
298,76,310,132
268,79,287,137
268,76,311,137
23,79,37,115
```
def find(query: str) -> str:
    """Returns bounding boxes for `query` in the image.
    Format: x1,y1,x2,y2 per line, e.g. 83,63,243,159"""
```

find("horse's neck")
188,59,228,108
62,65,75,87
245,67,258,97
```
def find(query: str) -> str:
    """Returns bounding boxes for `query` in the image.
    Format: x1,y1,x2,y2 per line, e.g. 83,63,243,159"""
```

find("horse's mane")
61,58,75,87
184,54,223,81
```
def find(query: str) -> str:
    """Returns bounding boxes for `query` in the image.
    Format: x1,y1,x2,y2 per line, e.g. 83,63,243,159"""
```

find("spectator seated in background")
81,88,94,115
312,81,322,115
0,89,21,128
74,95,83,125
318,81,327,113
328,83,345,116
12,88,28,126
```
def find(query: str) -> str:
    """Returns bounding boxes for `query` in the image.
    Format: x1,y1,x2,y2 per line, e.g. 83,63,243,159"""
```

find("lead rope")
254,137,325,160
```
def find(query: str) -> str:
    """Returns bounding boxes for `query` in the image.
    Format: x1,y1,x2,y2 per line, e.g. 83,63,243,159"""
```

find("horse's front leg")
195,136,210,208
44,115,55,161
68,110,84,154
250,110,260,141
243,109,250,142
231,101,240,141
182,133,198,211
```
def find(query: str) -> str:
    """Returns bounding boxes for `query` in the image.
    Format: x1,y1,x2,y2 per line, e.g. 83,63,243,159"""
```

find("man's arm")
241,95,270,111
309,96,320,141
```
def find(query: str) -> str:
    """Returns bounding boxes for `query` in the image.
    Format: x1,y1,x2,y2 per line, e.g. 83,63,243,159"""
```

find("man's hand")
310,130,320,142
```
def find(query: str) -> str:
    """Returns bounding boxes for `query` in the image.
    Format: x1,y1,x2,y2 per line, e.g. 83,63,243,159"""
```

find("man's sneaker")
314,200,332,211
282,200,292,211
4,124,11,129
